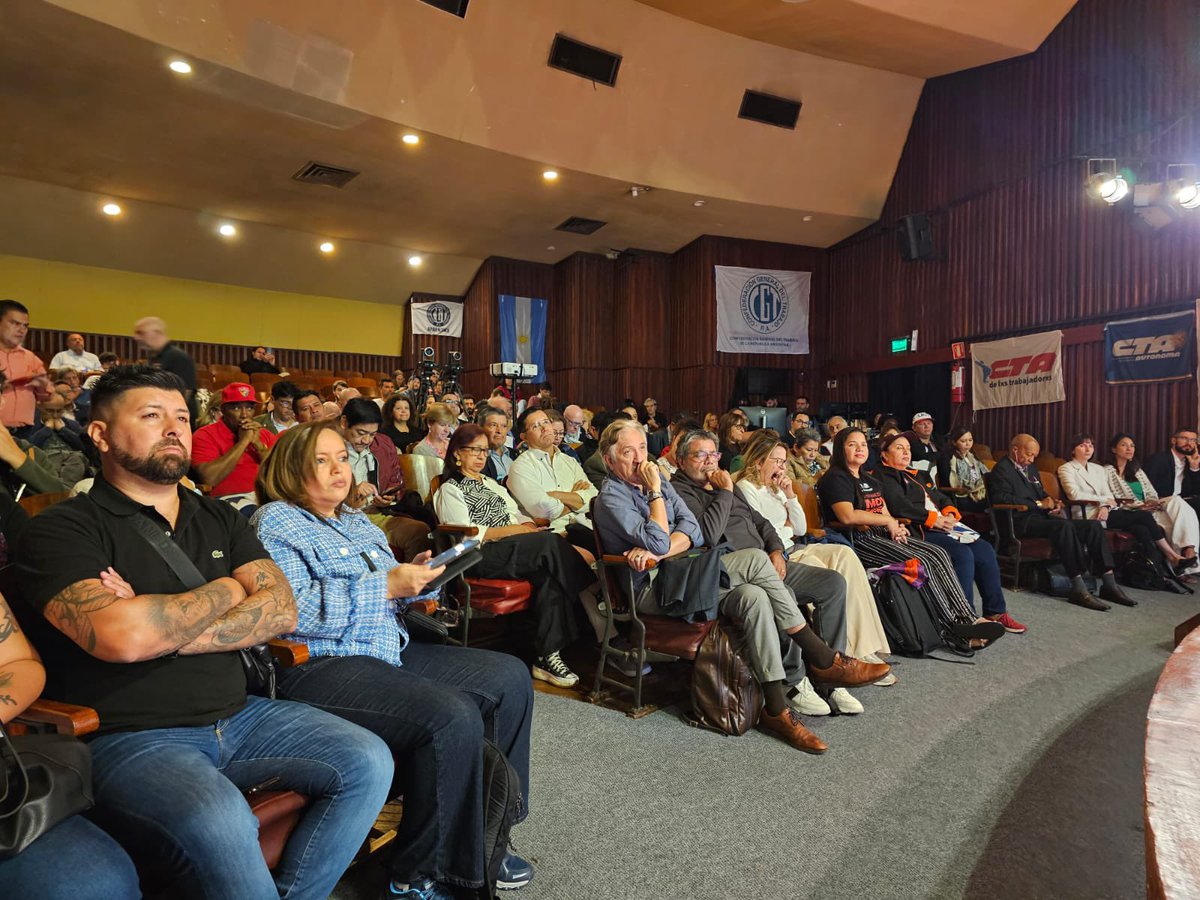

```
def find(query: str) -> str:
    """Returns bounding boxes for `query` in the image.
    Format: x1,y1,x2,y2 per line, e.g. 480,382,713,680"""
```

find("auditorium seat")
398,453,443,503
793,480,827,538
250,373,283,393
334,369,362,379
987,474,1056,587
433,524,533,648
363,371,390,382
972,443,993,461
588,500,718,716
307,368,334,376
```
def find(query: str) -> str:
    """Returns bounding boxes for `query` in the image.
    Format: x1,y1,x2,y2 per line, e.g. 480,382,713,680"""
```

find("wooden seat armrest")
601,554,658,570
991,503,1030,512
437,524,481,537
267,639,309,668
808,528,827,539
406,598,439,615
895,518,912,526
17,699,100,736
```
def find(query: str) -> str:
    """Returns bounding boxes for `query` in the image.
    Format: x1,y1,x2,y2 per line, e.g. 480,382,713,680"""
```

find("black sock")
763,680,787,716
1070,574,1088,593
1101,571,1120,591
791,626,836,670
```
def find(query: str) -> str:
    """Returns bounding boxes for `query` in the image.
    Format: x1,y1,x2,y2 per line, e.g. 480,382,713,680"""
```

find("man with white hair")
592,419,888,755
50,333,102,373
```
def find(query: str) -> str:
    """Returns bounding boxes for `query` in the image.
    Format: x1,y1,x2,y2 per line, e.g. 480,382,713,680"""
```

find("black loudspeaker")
897,213,936,261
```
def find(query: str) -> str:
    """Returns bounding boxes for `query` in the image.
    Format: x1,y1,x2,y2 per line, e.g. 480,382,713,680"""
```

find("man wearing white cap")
907,412,940,472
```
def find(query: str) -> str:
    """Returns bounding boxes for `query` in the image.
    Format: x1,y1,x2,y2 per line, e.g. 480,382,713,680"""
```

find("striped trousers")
847,528,976,626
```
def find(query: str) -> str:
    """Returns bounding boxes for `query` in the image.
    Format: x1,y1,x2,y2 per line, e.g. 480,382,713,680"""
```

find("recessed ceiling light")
217,223,237,237
319,241,335,254
542,170,559,182
401,133,420,145
101,202,122,216
802,214,814,221
693,200,706,207
168,59,193,75
547,245,556,251
408,255,423,267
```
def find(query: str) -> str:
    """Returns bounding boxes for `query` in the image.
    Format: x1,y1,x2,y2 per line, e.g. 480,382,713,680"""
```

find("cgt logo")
1111,332,1187,357
976,353,1056,381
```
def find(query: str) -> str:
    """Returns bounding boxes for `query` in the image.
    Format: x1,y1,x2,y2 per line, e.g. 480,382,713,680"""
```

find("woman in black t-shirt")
818,428,1000,645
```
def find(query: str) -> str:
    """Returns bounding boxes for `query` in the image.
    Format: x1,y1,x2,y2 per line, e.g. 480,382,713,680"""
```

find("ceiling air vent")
292,161,360,188
738,90,802,130
555,216,607,235
417,0,469,18
548,34,621,87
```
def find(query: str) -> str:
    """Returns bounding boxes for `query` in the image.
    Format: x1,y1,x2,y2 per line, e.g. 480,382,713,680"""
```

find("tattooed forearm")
0,671,13,704
0,601,16,645
44,578,241,659
178,560,297,655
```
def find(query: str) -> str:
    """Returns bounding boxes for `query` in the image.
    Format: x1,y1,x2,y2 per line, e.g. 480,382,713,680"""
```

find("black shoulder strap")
123,508,208,591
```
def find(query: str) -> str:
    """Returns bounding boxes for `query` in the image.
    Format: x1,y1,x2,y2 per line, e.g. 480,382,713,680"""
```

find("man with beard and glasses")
14,365,394,897
191,382,277,498
1145,428,1200,516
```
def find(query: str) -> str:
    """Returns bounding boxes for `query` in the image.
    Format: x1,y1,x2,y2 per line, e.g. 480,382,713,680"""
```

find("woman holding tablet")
251,420,536,900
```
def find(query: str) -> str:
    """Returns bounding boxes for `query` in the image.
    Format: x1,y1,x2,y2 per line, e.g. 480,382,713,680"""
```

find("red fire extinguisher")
951,362,966,404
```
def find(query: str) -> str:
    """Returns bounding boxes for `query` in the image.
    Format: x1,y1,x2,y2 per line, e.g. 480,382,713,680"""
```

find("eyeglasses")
459,446,489,457
692,451,722,462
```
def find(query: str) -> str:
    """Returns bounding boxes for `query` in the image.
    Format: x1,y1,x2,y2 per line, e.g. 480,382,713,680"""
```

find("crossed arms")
42,558,297,664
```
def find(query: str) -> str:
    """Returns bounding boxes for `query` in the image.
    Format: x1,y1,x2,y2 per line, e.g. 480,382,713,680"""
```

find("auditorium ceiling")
0,0,1072,305
635,0,1078,78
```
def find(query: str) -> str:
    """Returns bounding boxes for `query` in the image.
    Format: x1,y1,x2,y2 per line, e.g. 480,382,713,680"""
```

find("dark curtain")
868,362,952,433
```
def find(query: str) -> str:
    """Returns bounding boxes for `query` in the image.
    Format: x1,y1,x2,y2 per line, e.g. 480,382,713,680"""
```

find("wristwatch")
646,490,664,503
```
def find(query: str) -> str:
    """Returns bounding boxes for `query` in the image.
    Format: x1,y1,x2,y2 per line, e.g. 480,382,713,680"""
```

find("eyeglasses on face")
692,451,722,462
459,446,490,457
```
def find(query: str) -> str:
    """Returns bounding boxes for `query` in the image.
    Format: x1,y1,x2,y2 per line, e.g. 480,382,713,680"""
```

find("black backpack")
1117,549,1193,594
476,739,522,900
873,573,944,657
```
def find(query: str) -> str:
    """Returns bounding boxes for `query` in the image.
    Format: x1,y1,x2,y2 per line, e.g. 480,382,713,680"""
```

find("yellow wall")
0,255,405,356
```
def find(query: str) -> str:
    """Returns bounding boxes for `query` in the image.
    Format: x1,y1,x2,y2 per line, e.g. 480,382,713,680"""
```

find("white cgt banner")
411,300,464,338
970,329,1065,411
715,266,810,355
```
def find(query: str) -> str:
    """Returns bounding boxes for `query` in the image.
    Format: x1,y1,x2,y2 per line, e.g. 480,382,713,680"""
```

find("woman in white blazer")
1105,433,1199,574
1058,433,1184,567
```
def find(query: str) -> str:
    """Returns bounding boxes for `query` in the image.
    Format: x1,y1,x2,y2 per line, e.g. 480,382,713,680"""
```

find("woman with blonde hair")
412,402,456,459
734,431,894,692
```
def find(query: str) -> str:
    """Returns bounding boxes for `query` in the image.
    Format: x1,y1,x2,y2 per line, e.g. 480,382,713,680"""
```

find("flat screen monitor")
739,406,789,434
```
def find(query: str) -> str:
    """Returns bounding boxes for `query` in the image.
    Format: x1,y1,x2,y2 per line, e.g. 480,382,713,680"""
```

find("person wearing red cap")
192,383,277,497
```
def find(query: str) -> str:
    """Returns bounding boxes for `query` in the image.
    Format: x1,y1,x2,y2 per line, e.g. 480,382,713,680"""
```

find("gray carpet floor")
505,585,1193,900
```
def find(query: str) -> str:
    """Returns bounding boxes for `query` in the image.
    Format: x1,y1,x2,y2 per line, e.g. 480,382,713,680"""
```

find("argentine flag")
498,294,547,377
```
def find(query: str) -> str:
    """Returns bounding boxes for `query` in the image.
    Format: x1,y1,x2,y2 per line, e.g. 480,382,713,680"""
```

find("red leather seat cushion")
466,579,533,616
643,616,717,660
246,790,309,871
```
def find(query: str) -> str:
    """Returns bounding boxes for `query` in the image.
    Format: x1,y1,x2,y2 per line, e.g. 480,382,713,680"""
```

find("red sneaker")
989,612,1027,634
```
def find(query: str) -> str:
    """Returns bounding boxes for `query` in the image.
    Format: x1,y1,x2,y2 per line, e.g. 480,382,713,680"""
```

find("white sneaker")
829,687,864,715
532,652,579,688
787,678,831,716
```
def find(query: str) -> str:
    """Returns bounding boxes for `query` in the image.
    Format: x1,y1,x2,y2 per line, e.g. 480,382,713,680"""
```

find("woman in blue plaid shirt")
251,421,535,900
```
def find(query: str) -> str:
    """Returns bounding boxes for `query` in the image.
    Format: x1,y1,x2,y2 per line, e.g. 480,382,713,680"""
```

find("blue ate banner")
1104,309,1197,384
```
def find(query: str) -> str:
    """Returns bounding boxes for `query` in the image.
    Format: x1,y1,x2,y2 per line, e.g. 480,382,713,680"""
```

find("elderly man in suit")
989,432,1133,611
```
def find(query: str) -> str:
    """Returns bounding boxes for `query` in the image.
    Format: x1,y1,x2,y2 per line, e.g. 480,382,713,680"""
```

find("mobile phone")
426,538,481,568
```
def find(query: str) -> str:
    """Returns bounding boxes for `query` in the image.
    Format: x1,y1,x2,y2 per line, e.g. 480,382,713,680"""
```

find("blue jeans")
0,814,140,899
275,642,534,890
923,531,1007,616
87,695,394,900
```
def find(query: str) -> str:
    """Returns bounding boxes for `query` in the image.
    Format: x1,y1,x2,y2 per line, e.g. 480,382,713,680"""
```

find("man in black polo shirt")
16,365,393,897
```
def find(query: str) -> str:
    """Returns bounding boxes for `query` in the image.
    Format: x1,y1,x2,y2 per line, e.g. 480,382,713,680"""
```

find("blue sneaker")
496,850,535,890
386,878,456,900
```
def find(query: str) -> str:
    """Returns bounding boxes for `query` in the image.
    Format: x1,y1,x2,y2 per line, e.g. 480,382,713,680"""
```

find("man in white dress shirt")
50,333,102,372
506,407,597,549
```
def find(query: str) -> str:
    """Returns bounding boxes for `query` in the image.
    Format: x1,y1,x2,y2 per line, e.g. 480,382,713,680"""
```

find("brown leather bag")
686,621,762,736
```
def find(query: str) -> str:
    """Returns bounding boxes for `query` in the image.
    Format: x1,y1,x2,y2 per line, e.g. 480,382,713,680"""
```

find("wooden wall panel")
27,328,401,378
815,0,1200,454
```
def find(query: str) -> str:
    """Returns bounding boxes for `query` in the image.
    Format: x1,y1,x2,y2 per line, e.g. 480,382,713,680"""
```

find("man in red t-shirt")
191,383,276,497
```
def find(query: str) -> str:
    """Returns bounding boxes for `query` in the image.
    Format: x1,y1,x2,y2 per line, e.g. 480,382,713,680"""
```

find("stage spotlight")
1167,164,1200,210
1086,158,1129,205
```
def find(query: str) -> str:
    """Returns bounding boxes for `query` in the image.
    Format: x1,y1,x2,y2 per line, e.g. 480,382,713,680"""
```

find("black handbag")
123,511,278,698
0,724,94,859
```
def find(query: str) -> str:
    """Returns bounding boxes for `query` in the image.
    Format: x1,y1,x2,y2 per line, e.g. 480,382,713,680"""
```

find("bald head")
1009,433,1039,466
67,333,85,353
133,317,168,351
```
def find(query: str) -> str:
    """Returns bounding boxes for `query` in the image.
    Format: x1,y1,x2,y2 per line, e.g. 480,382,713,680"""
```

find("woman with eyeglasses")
432,424,596,690
818,428,1003,649
717,410,749,471
339,398,432,561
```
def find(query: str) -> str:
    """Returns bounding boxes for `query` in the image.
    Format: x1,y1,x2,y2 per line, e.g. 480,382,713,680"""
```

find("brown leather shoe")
1099,584,1137,607
1068,589,1110,611
808,653,891,688
759,707,828,754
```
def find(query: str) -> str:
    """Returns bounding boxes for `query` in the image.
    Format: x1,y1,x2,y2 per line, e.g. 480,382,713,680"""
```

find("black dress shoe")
1068,590,1110,611
1099,585,1138,607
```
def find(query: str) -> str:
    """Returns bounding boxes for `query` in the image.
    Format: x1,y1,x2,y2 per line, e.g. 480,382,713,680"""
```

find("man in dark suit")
1144,428,1200,515
989,432,1133,611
